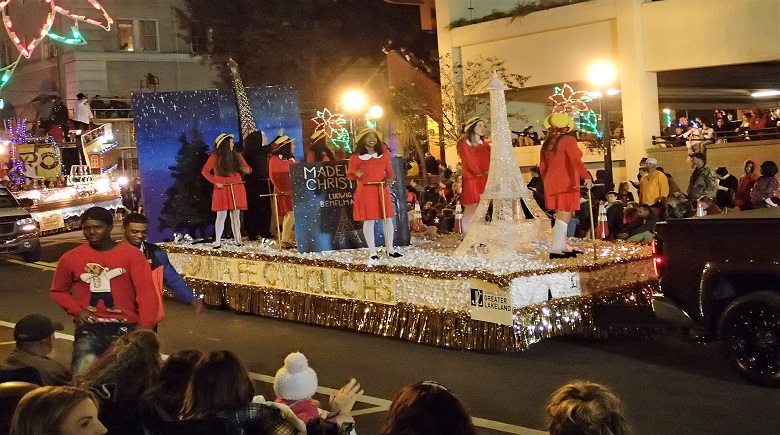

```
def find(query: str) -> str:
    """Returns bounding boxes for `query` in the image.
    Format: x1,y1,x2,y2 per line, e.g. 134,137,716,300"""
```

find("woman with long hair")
456,116,491,233
379,381,477,435
201,133,252,249
268,135,297,249
616,182,634,205
750,160,779,208
539,113,593,259
307,130,336,162
180,351,253,420
180,351,298,432
142,349,203,420
347,128,402,260
75,330,161,401
11,386,107,435
546,380,631,435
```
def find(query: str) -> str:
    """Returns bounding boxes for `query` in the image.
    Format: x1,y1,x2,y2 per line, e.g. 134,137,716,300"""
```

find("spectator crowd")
1,316,633,434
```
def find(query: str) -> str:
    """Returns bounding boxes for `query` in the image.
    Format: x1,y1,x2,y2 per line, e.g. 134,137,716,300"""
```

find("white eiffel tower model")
455,73,551,259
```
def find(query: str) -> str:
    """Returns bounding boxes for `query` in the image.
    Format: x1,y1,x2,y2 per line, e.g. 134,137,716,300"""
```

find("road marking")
36,261,59,267
0,323,544,433
0,257,56,271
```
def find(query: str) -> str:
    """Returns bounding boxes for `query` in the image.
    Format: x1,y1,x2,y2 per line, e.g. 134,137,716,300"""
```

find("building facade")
434,0,780,181
1,0,219,115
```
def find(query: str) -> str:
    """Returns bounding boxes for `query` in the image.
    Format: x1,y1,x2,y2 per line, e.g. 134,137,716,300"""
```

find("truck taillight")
652,238,665,277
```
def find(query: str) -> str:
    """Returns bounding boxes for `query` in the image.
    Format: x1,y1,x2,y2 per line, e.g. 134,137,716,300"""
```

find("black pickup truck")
652,207,780,386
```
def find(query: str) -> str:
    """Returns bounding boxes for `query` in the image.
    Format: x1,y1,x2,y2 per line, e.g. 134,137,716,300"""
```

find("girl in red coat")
456,116,491,233
539,113,592,259
347,128,402,260
268,135,297,249
201,133,252,249
306,130,337,162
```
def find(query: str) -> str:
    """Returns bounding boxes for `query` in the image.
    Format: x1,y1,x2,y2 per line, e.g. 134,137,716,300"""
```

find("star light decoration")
311,108,351,152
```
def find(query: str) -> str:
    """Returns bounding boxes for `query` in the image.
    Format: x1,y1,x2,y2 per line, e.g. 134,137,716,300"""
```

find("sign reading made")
289,157,410,253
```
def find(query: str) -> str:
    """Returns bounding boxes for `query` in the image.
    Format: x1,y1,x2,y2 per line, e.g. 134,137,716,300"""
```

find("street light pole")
600,97,613,190
588,61,618,191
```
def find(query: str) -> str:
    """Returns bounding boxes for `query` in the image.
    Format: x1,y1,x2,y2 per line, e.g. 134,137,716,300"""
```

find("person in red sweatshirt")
50,206,161,374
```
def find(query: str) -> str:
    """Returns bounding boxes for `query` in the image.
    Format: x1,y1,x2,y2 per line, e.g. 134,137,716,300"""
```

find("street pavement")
1,229,779,434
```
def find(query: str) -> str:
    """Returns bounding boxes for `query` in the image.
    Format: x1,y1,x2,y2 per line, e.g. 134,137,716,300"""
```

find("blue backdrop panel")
290,157,411,253
133,87,302,242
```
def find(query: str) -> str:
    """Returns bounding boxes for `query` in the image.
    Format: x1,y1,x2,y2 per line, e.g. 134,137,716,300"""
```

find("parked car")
0,186,41,262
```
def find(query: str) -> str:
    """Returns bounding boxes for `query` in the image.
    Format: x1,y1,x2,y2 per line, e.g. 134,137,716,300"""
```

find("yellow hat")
355,128,383,144
271,135,293,151
214,133,234,148
310,130,327,142
543,113,575,131
462,116,486,134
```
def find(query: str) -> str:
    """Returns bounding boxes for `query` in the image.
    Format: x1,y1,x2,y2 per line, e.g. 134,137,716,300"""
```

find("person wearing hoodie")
735,160,759,210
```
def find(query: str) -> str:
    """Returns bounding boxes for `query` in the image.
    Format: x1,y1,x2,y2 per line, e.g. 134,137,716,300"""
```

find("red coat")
347,151,395,221
539,134,591,212
201,153,250,211
306,150,331,163
457,138,491,205
268,155,296,216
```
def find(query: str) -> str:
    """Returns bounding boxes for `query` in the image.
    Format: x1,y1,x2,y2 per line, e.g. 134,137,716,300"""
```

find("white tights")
362,218,395,256
215,209,242,246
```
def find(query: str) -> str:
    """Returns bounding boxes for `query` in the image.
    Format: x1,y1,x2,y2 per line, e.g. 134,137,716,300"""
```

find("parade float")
2,120,124,234
134,63,655,353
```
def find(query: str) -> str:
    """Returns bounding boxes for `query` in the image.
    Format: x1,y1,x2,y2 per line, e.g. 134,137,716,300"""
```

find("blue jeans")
72,322,135,374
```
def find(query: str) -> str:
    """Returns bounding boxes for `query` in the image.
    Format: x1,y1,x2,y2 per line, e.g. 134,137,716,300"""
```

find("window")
139,20,158,51
117,20,135,51
117,19,158,52
190,23,213,53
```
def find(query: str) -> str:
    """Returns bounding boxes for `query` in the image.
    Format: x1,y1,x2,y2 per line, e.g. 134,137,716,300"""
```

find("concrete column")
434,0,462,167
615,0,660,182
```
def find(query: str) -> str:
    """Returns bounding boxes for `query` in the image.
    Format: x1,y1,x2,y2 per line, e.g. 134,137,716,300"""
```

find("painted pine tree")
158,127,214,238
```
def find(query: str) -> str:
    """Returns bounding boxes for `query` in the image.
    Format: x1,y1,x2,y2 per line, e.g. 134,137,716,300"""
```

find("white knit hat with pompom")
273,352,318,401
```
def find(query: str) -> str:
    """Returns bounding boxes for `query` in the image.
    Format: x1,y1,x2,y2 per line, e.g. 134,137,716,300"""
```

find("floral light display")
548,83,591,115
548,84,604,138
311,107,351,152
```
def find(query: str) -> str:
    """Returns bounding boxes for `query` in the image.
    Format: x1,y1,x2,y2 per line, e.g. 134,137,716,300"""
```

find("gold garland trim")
184,276,658,352
164,244,651,289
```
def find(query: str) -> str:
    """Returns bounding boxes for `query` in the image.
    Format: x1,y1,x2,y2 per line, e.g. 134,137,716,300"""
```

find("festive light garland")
5,117,28,184
577,109,601,138
0,0,113,89
47,24,86,45
331,128,351,153
311,107,352,153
